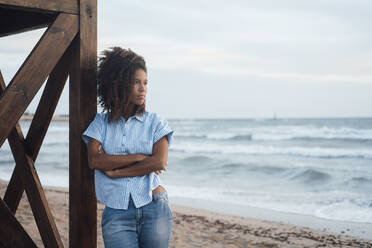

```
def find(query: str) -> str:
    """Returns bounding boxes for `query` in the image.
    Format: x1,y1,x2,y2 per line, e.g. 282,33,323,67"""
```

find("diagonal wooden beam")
0,71,22,215
3,164,23,215
2,45,73,214
0,197,37,248
6,122,64,247
0,12,78,148
0,0,78,14
0,71,24,215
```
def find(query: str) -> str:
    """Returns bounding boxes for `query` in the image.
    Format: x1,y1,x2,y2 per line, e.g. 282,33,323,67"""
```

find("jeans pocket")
153,191,168,203
101,206,121,231
153,192,173,220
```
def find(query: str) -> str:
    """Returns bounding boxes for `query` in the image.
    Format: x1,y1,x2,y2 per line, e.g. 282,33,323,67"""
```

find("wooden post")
69,0,97,247
0,0,98,246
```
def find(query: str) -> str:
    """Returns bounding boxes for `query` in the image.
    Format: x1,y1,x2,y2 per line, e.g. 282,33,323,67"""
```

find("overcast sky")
1,0,371,118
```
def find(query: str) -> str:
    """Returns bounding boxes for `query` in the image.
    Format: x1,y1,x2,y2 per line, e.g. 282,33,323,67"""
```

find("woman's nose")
139,83,146,92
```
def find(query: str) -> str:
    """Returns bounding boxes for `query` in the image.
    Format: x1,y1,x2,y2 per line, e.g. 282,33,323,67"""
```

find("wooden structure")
0,0,97,247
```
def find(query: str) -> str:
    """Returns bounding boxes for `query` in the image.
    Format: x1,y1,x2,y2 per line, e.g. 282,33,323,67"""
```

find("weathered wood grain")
69,0,97,247
0,0,78,14
0,71,24,215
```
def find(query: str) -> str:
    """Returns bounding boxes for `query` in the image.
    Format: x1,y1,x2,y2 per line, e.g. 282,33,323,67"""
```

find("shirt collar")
119,112,146,123
134,114,145,122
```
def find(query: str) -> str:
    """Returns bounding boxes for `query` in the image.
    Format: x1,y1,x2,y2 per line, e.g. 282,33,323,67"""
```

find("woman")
82,47,173,248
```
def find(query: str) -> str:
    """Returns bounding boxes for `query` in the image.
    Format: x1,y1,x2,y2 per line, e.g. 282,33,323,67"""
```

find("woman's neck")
123,103,136,121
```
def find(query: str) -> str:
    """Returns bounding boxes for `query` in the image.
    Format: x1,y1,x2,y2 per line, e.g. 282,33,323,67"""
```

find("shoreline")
1,180,371,247
170,196,372,241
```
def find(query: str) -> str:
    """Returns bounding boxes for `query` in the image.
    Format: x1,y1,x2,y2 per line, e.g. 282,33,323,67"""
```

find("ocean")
1,117,372,225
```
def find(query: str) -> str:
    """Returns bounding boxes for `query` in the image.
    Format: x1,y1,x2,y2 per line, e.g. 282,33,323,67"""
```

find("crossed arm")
86,136,169,178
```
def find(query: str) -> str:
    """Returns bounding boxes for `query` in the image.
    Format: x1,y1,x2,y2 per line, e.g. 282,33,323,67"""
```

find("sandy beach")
1,180,371,247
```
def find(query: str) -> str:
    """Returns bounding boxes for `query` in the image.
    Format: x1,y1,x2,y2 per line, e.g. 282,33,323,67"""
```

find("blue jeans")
101,191,173,248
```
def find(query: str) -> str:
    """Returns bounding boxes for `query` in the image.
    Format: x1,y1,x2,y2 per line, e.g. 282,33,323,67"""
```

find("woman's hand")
154,160,168,175
98,144,104,154
104,170,117,178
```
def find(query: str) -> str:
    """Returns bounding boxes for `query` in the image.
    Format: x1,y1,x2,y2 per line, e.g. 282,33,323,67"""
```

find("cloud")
1,0,371,117
96,0,372,86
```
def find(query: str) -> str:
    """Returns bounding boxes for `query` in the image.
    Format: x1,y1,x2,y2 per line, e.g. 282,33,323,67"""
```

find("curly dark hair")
97,47,147,122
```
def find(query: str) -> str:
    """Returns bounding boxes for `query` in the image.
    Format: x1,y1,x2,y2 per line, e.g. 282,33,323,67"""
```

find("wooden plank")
0,8,55,37
7,124,64,247
3,164,23,214
0,0,78,14
69,0,97,247
26,43,72,160
0,71,24,215
0,198,37,247
2,47,72,214
0,12,78,148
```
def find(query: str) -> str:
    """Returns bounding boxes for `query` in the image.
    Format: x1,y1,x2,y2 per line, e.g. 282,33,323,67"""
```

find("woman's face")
129,69,147,106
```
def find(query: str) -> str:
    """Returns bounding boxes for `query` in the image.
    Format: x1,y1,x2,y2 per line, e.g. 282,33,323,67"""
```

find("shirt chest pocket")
127,140,153,155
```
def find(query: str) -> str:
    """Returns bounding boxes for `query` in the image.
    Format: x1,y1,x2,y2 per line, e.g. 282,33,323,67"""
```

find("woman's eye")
134,80,147,85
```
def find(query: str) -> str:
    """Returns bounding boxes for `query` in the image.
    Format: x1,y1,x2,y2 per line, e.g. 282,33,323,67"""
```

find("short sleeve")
82,113,105,146
153,114,174,146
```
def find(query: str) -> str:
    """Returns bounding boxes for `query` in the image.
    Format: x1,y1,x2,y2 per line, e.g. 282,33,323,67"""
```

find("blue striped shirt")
82,111,173,209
